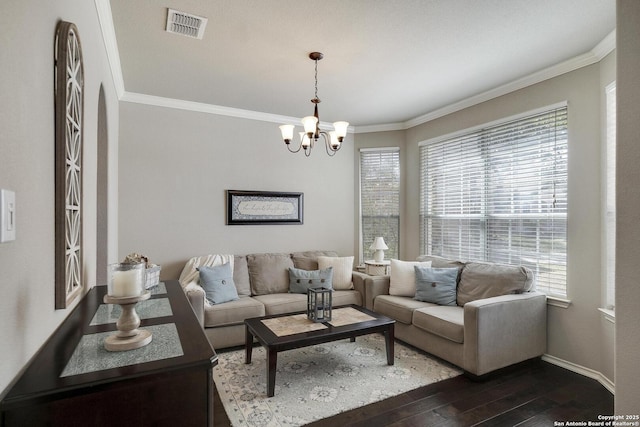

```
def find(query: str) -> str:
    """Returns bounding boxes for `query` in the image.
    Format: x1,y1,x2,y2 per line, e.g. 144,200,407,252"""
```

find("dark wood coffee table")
244,304,395,397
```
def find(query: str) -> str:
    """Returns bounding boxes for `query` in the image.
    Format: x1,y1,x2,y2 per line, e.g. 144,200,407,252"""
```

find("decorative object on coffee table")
103,263,152,351
307,287,332,322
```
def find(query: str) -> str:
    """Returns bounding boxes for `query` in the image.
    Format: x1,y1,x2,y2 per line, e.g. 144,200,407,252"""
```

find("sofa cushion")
253,293,308,315
457,262,535,306
414,267,458,306
317,256,354,290
198,263,239,305
413,306,464,344
373,295,436,324
247,253,294,295
203,296,265,328
288,267,333,293
233,255,251,297
331,290,363,307
389,259,432,297
254,290,363,316
292,250,339,270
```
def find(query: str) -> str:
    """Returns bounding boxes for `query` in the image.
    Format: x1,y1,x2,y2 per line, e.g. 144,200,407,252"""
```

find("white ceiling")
107,0,616,129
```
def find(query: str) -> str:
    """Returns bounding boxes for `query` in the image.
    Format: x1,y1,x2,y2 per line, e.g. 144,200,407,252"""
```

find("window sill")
546,295,572,309
598,308,616,324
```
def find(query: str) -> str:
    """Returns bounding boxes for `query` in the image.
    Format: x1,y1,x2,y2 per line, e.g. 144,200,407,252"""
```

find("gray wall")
0,1,119,394
615,0,640,413
118,102,355,279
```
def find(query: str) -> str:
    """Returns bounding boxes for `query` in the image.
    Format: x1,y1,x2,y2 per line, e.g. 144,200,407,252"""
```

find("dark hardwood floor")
214,357,613,427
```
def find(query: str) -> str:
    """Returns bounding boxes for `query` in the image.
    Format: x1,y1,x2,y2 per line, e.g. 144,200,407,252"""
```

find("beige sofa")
178,251,365,349
364,255,547,377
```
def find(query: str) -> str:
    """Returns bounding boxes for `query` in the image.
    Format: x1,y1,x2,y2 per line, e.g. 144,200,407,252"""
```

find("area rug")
213,334,462,426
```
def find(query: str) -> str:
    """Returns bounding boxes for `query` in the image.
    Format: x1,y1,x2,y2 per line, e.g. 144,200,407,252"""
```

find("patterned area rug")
213,334,462,426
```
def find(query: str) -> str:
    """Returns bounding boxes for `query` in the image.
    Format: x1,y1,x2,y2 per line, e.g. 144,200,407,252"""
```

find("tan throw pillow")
247,253,294,295
317,256,354,290
456,262,535,306
389,259,432,297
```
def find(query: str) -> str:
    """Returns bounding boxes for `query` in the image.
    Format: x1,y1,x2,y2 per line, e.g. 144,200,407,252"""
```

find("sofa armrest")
354,273,390,311
463,291,547,376
182,282,206,327
351,271,367,306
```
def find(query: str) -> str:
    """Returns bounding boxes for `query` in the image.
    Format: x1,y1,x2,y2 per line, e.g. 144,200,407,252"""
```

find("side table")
364,260,391,276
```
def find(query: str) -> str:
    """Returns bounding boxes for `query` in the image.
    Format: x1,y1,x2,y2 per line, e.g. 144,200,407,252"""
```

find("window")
605,82,616,311
360,148,400,261
420,106,568,296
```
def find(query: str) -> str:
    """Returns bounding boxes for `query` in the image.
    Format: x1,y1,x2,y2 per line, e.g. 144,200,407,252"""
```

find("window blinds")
420,107,568,296
360,148,400,260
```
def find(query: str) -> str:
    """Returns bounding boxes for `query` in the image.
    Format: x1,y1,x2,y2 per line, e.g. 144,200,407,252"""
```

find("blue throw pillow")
288,267,333,294
414,266,458,306
197,263,239,305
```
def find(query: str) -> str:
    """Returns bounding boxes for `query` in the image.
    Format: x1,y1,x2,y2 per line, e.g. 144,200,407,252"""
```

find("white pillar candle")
111,270,142,297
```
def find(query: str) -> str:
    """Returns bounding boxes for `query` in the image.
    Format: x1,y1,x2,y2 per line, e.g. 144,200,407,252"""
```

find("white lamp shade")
333,121,349,139
370,237,388,250
299,132,311,148
302,116,318,134
279,124,295,141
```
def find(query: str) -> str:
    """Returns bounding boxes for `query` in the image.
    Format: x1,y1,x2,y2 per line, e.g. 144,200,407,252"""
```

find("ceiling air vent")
166,8,208,40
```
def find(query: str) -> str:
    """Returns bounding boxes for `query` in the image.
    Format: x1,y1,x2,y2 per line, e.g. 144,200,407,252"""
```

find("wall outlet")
0,189,16,243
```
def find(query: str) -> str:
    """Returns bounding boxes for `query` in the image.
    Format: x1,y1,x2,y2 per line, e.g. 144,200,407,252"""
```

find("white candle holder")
104,263,152,351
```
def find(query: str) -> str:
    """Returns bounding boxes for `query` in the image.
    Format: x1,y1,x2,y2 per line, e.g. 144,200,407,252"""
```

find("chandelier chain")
314,59,319,100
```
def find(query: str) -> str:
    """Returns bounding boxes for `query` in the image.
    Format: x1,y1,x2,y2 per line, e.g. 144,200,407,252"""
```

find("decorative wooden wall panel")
55,21,84,309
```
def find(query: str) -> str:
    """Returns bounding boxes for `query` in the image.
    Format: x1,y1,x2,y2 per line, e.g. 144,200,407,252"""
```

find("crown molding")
120,92,355,132
96,0,615,136
95,0,125,98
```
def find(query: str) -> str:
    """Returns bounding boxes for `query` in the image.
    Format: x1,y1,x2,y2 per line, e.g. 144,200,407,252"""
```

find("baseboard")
542,354,615,395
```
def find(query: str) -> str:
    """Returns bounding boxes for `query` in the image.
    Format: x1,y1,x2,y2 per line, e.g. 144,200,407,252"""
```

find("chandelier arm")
319,132,336,156
286,140,304,154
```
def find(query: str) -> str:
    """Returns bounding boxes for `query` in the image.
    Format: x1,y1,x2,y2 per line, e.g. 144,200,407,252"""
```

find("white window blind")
420,107,568,296
605,83,616,310
360,148,400,261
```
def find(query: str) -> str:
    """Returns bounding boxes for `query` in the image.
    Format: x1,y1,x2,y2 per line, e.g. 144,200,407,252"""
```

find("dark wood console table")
0,280,217,427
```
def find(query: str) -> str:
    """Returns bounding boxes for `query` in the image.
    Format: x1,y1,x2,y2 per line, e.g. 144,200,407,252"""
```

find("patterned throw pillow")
288,267,333,294
197,263,239,305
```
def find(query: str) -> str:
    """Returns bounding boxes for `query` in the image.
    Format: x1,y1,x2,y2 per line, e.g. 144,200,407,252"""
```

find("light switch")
0,189,16,243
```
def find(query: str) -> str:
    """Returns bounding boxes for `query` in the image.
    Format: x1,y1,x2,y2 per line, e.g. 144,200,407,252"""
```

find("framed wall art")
54,21,84,309
226,190,303,225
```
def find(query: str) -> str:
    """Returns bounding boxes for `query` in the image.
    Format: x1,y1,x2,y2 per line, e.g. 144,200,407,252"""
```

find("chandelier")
279,52,349,157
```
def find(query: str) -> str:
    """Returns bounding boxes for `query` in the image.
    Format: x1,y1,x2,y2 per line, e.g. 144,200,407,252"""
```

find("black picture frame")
226,190,304,225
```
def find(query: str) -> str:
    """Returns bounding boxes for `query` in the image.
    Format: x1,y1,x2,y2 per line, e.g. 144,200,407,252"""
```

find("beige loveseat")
178,251,365,349
364,255,547,377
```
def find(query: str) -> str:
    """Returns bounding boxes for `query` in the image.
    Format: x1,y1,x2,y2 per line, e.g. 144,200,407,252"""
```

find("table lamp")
370,237,389,262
